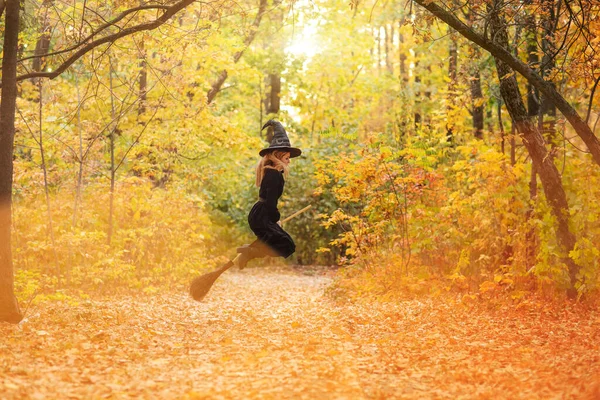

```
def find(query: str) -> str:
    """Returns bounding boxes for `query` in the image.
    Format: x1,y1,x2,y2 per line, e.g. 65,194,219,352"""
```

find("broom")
189,205,312,302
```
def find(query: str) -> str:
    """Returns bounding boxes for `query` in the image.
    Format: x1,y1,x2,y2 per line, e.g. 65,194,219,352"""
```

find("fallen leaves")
1,266,599,399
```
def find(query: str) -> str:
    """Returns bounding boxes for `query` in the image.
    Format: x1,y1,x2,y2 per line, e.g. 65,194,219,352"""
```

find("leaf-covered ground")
1,267,599,399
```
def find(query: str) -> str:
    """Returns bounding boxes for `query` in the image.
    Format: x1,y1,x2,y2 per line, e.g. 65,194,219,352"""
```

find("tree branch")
5,0,196,86
15,4,171,66
207,0,268,104
586,74,600,124
412,0,600,167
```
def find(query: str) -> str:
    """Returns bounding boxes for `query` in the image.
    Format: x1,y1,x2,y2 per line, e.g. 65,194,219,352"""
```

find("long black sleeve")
259,169,284,222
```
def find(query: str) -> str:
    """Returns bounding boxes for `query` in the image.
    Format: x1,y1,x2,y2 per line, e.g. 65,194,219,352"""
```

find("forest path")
1,267,599,399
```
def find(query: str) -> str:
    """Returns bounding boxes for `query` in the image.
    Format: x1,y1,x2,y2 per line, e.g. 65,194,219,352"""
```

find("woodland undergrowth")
12,176,237,304
315,136,600,304
11,135,600,308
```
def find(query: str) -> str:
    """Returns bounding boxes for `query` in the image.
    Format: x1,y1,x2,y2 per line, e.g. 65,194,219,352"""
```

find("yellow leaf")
500,71,515,80
480,281,497,293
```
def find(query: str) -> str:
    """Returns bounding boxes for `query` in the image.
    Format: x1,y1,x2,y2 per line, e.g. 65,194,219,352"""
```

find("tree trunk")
525,11,540,268
446,33,458,142
498,100,505,154
540,0,557,145
265,73,281,116
37,81,61,283
385,24,392,74
73,67,84,228
32,6,51,75
107,57,116,245
412,0,600,168
389,23,395,75
488,2,579,297
264,73,280,143
414,53,422,130
498,97,515,266
526,164,538,269
207,71,228,104
510,123,516,166
376,26,382,75
397,23,409,137
0,0,23,324
398,23,408,83
138,36,148,115
526,14,540,119
470,67,484,139
262,2,284,141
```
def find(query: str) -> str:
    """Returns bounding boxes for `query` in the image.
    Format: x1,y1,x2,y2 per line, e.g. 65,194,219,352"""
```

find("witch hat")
259,120,302,158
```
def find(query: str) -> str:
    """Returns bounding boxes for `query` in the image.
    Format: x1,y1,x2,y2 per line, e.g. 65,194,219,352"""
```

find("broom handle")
281,204,312,225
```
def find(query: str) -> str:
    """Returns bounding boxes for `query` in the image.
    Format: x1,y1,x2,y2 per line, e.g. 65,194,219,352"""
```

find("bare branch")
587,74,600,124
207,0,268,104
4,0,197,86
16,4,171,65
412,0,600,167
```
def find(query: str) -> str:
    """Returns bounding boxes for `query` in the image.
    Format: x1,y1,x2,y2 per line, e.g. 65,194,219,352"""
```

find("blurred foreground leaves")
2,267,599,399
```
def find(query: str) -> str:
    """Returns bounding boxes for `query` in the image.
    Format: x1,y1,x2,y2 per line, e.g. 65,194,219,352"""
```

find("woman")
236,120,302,269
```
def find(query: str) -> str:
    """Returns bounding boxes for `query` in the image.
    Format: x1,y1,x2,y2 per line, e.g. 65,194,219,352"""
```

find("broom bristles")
190,260,234,301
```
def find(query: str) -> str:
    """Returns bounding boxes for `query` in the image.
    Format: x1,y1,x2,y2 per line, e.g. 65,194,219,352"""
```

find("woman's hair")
255,150,290,187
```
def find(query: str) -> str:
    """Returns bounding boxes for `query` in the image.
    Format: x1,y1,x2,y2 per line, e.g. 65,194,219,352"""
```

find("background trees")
1,0,269,322
1,0,599,323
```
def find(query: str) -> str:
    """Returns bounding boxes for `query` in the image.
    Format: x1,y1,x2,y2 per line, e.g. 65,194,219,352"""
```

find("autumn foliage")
0,0,597,306
316,137,600,301
1,0,599,396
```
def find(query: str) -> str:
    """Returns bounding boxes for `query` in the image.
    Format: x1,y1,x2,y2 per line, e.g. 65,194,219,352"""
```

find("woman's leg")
236,240,273,269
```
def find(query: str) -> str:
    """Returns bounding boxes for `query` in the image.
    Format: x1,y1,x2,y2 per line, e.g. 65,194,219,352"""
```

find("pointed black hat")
259,120,302,158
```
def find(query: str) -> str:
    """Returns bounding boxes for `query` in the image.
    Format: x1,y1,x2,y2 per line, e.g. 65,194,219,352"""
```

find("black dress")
247,168,296,258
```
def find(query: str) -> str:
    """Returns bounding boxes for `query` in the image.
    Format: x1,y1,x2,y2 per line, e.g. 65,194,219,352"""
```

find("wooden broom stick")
280,204,312,225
